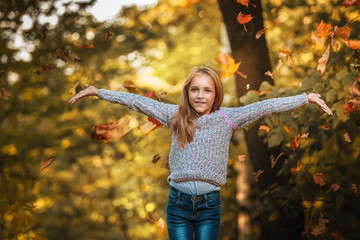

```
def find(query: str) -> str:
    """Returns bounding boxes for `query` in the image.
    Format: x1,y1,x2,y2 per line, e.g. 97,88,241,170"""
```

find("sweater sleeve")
227,93,309,129
98,89,178,128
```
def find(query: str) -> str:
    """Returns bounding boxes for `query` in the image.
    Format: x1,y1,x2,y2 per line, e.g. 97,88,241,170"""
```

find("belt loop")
204,193,208,201
177,188,181,200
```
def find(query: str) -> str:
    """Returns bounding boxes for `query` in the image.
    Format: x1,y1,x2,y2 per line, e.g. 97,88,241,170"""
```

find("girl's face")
188,73,216,116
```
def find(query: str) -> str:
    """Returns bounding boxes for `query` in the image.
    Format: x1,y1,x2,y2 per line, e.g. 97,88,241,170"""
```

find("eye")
191,88,198,92
205,89,212,93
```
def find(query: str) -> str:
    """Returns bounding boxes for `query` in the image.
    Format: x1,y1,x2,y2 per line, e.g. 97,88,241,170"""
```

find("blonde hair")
172,66,224,148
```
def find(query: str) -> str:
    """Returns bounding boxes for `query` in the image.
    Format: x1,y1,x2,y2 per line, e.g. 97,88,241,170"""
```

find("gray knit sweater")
98,89,309,186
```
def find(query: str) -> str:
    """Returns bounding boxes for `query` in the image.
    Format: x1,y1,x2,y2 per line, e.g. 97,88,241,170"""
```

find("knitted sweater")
98,89,309,186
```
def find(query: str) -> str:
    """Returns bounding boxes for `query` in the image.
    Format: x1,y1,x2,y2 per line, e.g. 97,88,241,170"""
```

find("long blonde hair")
172,66,224,147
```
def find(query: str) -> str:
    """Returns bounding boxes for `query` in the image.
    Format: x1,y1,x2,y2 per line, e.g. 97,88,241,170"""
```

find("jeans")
166,186,221,240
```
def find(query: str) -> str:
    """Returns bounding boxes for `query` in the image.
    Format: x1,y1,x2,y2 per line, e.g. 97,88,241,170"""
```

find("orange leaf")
92,116,131,142
140,121,158,135
215,51,229,66
290,134,301,151
330,184,340,192
312,21,333,46
123,81,138,93
76,40,94,49
40,156,56,171
333,26,351,39
270,152,284,168
279,49,294,64
348,39,360,49
301,132,309,139
282,125,291,135
254,169,264,182
341,0,360,7
216,52,242,79
237,0,250,7
311,213,329,236
69,81,79,96
104,30,114,43
349,78,360,107
237,12,253,32
317,44,330,75
320,124,330,130
314,173,327,187
344,132,351,142
350,183,357,193
342,102,358,114
255,28,267,39
259,125,270,133
237,154,246,162
290,162,302,173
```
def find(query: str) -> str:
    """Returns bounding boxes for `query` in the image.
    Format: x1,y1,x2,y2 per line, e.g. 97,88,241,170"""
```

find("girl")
69,66,332,240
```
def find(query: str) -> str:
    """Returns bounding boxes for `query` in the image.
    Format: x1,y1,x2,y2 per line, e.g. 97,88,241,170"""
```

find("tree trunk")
218,1,304,239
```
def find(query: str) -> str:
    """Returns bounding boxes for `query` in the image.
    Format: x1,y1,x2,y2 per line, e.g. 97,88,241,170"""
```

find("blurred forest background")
1,0,360,239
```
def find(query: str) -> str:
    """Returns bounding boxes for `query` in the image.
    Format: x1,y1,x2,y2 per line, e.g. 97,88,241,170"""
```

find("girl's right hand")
68,85,99,104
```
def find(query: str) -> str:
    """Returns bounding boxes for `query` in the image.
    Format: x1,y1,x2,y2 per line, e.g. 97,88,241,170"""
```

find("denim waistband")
170,186,220,201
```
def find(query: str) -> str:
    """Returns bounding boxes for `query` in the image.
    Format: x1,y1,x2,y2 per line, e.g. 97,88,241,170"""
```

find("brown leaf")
311,212,329,236
56,48,69,62
341,0,360,7
123,81,138,93
92,116,131,142
314,173,327,187
317,44,330,75
255,28,267,39
344,132,351,142
65,49,80,62
104,30,114,43
333,26,351,39
38,32,47,39
35,64,57,74
0,69,5,78
254,170,264,182
1,88,13,98
40,156,56,171
270,152,284,168
350,183,357,193
140,121,158,135
349,78,360,107
331,230,344,240
279,49,294,64
152,153,161,164
69,81,79,95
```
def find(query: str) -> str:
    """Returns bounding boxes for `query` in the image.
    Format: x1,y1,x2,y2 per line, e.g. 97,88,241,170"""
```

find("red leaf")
92,117,131,142
76,40,94,49
290,134,301,151
341,0,360,7
312,21,333,46
40,156,56,171
342,102,357,114
290,162,302,173
317,44,330,75
331,230,344,240
104,30,114,43
333,26,351,39
237,12,253,32
56,48,68,62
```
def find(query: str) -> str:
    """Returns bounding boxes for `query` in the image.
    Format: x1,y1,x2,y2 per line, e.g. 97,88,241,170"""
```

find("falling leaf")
330,184,340,192
123,81,138,93
349,78,360,107
237,0,256,7
255,28,267,39
35,64,57,74
265,71,274,79
254,170,264,182
301,132,309,139
65,49,80,62
76,40,95,49
1,88,13,98
264,59,283,79
342,102,358,114
270,152,284,168
317,44,330,75
0,70,5,78
40,156,56,171
320,124,330,130
155,217,167,233
333,26,351,39
311,212,329,236
237,154,246,162
290,134,301,151
215,52,243,79
314,173,327,187
341,0,360,7
282,125,291,135
237,12,253,32
259,125,270,133
56,48,69,62
344,132,351,142
350,183,357,193
152,153,161,164
312,21,333,46
290,162,302,173
279,49,294,64
348,39,360,49
331,230,344,240
104,30,114,43
140,121,158,135
69,81,79,95
38,32,47,39
92,116,131,142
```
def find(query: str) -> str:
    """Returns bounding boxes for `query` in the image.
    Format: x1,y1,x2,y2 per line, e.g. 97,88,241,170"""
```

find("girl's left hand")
307,93,333,115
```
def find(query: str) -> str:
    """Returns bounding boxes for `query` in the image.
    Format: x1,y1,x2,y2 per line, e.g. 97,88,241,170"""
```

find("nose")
196,90,204,98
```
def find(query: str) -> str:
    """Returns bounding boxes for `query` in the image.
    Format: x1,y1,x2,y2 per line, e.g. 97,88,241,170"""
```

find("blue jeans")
166,186,221,240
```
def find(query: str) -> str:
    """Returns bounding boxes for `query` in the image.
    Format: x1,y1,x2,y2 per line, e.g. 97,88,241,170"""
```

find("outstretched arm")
226,93,332,129
68,85,177,127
